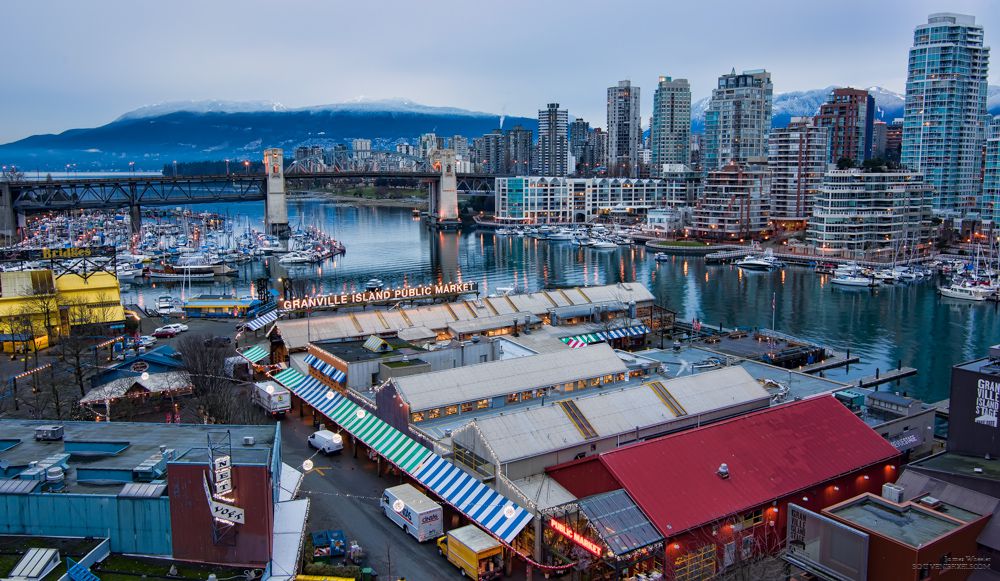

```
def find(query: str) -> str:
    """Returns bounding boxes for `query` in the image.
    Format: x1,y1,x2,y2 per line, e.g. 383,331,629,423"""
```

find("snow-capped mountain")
691,85,907,132
0,99,537,170
117,100,289,121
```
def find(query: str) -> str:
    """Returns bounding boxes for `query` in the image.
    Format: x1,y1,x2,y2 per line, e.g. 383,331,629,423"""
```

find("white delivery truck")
252,381,291,416
380,484,444,542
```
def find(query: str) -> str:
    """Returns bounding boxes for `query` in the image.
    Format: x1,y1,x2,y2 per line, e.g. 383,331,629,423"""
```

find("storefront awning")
577,489,663,556
246,309,279,331
560,325,650,348
273,368,533,543
303,354,346,384
239,345,269,364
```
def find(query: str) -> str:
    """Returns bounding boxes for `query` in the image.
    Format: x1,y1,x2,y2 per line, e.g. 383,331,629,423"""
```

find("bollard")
876,368,880,380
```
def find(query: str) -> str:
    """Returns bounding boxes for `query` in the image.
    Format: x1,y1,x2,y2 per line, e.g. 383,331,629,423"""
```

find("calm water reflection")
131,201,1000,403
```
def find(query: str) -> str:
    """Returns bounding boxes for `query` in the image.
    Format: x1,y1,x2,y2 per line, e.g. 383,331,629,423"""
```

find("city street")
280,413,465,581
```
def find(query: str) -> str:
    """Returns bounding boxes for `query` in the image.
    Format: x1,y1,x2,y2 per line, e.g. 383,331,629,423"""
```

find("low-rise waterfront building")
544,396,900,579
806,169,934,260
0,420,302,571
0,270,124,351
689,162,771,240
494,177,682,223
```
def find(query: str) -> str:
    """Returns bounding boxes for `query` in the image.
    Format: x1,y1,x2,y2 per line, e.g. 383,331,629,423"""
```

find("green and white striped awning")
272,367,533,543
238,345,269,364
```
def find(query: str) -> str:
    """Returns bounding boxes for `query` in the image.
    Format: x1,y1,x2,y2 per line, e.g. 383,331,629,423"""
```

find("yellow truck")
436,525,503,580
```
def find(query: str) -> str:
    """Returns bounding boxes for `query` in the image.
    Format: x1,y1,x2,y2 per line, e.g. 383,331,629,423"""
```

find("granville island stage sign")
280,281,479,311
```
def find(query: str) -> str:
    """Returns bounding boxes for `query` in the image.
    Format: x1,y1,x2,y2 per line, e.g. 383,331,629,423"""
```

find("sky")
2,0,998,143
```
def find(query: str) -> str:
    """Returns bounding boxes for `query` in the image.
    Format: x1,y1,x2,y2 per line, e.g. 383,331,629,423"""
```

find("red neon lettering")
549,518,602,556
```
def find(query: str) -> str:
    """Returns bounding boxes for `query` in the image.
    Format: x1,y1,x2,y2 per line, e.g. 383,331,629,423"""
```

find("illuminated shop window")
427,408,441,420
445,405,459,416
410,411,425,423
476,399,490,410
674,544,716,581
461,402,473,413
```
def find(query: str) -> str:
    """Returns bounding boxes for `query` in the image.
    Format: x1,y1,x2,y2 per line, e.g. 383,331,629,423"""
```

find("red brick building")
814,87,876,166
546,396,901,579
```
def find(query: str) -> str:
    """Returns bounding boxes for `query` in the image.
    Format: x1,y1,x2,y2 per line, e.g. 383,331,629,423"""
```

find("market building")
0,420,306,575
273,283,658,350
542,396,900,579
0,270,125,351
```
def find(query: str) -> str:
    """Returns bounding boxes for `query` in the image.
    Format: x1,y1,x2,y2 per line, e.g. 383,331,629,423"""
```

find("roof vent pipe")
717,463,730,479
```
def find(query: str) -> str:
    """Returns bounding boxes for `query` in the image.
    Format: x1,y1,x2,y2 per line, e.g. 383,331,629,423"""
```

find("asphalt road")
280,413,465,581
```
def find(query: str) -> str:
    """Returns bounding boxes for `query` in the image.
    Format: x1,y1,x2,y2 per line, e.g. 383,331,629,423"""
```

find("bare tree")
22,287,60,345
177,333,262,425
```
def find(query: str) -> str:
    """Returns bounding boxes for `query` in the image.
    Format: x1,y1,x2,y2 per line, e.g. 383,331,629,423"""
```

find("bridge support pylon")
264,148,290,239
428,149,461,230
0,183,14,241
129,204,142,236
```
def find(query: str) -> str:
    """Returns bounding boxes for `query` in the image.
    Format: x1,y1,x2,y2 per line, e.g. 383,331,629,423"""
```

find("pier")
853,366,918,388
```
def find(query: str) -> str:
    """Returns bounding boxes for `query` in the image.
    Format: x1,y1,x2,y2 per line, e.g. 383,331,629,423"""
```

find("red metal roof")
597,396,900,536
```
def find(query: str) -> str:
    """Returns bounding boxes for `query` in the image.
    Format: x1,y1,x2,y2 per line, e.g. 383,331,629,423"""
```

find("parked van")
380,484,443,542
307,430,344,454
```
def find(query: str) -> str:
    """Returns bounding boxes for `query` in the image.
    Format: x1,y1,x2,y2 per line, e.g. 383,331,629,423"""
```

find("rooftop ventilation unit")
20,453,70,481
243,436,255,446
132,451,169,482
919,496,943,509
34,425,64,441
717,463,730,479
882,483,904,503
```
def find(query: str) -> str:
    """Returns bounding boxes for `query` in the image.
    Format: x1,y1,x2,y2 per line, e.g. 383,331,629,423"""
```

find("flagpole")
771,292,776,331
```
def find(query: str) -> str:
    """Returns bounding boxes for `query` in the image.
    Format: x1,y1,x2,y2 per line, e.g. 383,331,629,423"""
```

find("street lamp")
244,160,250,175
225,159,230,175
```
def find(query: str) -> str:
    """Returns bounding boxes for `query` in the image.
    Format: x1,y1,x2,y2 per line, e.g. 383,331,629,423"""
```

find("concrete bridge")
0,148,494,238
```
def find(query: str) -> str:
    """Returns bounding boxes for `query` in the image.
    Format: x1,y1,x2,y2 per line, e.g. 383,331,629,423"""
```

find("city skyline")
1,0,998,143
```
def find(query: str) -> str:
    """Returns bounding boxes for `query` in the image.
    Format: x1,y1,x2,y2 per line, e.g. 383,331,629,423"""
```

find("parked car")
154,323,187,334
203,336,232,347
308,430,344,454
138,336,157,347
152,328,179,338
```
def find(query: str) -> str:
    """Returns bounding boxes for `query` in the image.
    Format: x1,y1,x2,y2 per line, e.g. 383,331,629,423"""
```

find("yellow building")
0,270,125,352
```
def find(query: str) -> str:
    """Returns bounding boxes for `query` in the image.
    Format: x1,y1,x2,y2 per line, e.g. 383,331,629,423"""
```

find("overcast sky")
2,0,998,143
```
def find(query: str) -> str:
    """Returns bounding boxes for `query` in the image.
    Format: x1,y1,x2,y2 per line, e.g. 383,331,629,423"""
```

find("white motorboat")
365,278,385,291
873,269,900,284
735,249,783,271
494,228,513,236
938,283,993,301
156,295,179,313
588,239,617,249
278,251,315,264
654,253,671,262
831,274,879,287
547,228,575,241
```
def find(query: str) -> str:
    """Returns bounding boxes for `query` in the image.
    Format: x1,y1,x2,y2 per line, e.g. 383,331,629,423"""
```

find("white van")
308,430,344,454
380,484,444,542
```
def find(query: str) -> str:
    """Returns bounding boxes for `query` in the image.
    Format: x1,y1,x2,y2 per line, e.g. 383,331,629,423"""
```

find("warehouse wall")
0,492,172,554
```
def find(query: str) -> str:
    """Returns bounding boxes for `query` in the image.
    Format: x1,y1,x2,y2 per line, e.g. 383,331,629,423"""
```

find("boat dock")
852,366,918,388
800,352,861,373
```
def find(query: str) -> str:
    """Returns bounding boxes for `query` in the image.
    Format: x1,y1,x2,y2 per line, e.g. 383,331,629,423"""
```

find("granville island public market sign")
280,281,479,311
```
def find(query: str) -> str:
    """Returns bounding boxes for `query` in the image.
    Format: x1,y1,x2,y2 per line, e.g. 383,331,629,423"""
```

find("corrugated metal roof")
119,482,167,498
0,478,41,494
393,343,628,412
275,283,655,348
578,489,663,556
596,396,900,536
470,367,769,463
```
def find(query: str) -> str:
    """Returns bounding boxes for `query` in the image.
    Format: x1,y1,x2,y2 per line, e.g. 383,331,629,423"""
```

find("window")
507,393,521,404
427,408,441,420
445,405,458,416
522,391,535,401
410,411,425,423
674,544,716,581
461,402,473,413
741,509,763,529
741,536,754,559
476,399,490,410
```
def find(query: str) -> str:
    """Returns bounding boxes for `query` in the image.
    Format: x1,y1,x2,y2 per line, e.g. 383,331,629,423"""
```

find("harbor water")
129,199,1000,404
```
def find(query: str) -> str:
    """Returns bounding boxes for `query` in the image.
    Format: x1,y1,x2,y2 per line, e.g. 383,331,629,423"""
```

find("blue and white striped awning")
272,368,532,543
304,354,347,384
602,324,651,340
246,309,279,331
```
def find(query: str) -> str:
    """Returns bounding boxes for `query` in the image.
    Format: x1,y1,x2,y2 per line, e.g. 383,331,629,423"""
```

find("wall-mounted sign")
130,361,150,373
549,518,603,557
280,281,479,311
889,430,923,451
0,245,116,262
976,378,1000,428
203,471,244,525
